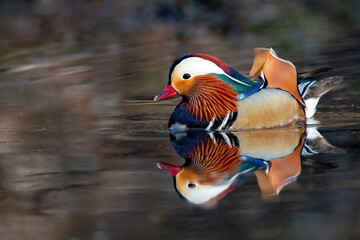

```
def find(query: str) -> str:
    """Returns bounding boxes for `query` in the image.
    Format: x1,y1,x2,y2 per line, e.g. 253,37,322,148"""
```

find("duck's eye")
188,183,196,188
182,73,191,80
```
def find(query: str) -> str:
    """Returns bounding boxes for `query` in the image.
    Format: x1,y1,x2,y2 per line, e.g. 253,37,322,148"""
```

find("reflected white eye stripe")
216,111,231,131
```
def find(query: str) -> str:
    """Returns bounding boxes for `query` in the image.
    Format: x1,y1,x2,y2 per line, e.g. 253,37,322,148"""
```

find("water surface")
0,1,360,239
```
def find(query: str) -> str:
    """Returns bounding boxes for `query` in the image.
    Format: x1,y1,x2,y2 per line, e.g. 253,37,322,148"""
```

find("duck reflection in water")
158,127,340,205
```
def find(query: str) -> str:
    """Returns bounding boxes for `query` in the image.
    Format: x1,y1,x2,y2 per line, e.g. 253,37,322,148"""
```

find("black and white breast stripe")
206,111,238,131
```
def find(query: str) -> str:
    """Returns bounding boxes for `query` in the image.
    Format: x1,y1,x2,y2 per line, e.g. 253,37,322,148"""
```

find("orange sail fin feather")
249,48,271,77
249,48,305,106
255,134,305,196
186,74,238,121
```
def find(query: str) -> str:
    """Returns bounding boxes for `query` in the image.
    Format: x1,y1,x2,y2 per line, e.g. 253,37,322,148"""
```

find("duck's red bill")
153,84,178,102
157,162,181,176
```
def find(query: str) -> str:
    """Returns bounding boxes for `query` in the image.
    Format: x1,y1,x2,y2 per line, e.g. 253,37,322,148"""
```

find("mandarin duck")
158,126,306,205
154,48,343,130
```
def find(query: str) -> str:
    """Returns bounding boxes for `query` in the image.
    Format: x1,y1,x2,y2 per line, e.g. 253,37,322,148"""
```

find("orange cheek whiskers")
189,138,241,184
185,74,239,122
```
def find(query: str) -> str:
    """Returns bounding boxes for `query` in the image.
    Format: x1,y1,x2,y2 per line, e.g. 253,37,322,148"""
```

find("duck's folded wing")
213,72,264,100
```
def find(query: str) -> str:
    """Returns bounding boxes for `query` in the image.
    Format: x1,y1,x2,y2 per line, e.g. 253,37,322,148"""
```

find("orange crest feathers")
186,74,239,121
249,48,305,106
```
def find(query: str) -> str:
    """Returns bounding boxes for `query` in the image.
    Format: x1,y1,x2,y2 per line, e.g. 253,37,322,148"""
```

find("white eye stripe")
173,57,226,79
172,57,252,87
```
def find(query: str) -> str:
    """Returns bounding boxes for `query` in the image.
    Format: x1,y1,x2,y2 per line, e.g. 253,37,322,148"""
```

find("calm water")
0,1,360,240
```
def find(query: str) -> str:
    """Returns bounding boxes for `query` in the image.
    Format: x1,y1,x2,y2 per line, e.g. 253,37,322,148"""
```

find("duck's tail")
302,127,344,156
298,75,343,118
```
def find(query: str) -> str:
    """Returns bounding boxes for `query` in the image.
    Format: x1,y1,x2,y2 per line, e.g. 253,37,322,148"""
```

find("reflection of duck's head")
159,161,238,205
159,127,308,205
158,135,263,205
